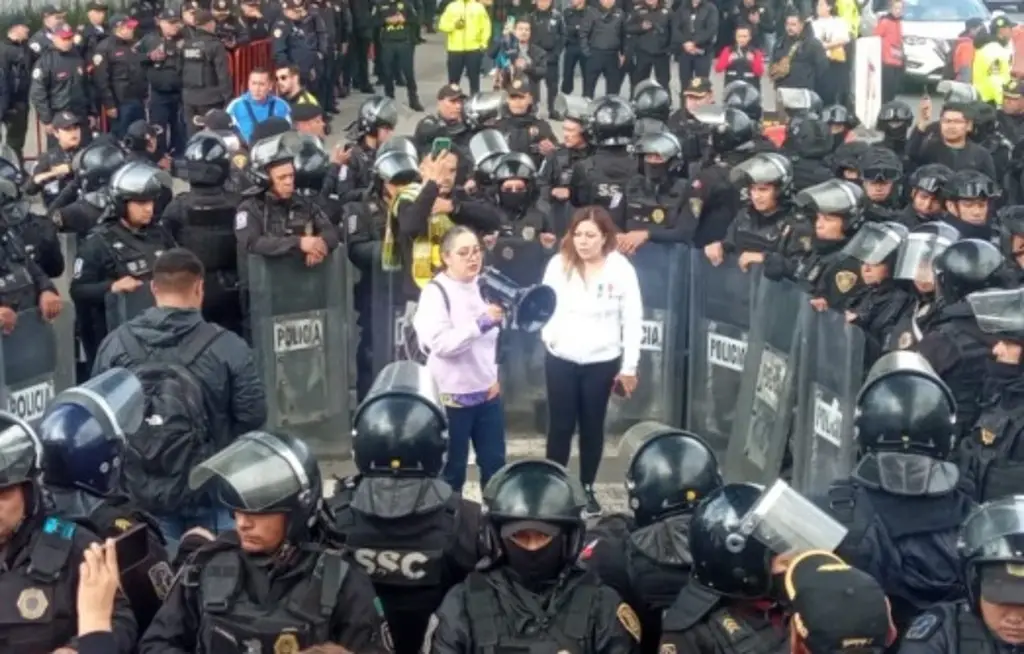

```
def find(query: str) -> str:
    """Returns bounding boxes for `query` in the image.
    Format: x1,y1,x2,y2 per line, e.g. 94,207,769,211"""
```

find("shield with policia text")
606,242,690,433
0,307,76,427
791,307,865,496
247,249,350,458
725,276,809,485
684,255,761,457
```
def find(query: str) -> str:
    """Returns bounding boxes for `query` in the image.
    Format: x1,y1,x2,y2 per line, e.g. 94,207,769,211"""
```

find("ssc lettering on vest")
813,390,843,447
640,320,663,352
183,48,202,58
353,548,429,580
707,332,747,373
9,380,55,422
754,348,786,407
273,317,324,354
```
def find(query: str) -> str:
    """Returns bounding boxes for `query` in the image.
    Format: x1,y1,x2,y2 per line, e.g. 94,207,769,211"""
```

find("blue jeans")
155,505,234,559
443,396,507,493
110,99,146,139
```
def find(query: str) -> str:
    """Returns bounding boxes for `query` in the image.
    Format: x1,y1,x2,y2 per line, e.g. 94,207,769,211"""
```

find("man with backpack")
91,248,267,556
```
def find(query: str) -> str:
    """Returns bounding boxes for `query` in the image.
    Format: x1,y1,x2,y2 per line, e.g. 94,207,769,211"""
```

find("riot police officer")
0,409,138,652
903,164,953,227
426,458,642,654
821,351,974,633
181,10,233,136
570,94,636,229
138,431,392,653
631,79,671,137
546,95,591,237
335,95,400,203
823,103,859,150
528,0,565,118
942,169,1001,243
0,161,64,279
490,151,555,240
40,368,172,634
495,72,557,168
48,138,127,238
291,131,344,225
24,110,82,208
785,116,835,192
71,160,176,368
860,145,905,224
919,238,1012,435
876,99,914,160
160,130,244,335
682,106,748,248
622,130,689,249
373,0,422,110
583,425,724,654
327,361,488,654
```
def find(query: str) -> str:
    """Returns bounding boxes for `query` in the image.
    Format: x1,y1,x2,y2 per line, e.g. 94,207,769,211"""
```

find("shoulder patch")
273,28,283,38
73,257,84,279
617,603,642,642
32,67,42,80
29,41,41,53
579,537,599,560
93,54,103,66
235,211,248,230
905,612,941,641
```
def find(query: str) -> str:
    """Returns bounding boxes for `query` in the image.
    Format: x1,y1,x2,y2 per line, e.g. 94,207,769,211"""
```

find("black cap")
786,551,892,654
41,5,64,16
212,0,232,11
1006,79,1024,98
284,0,305,8
292,103,325,122
200,108,234,130
992,15,1016,30
159,8,182,20
87,2,109,10
437,83,467,101
194,9,216,23
109,13,139,27
53,111,81,130
182,0,204,9
251,117,292,142
507,73,532,96
126,119,163,140
6,14,28,26
981,562,1024,604
684,77,713,96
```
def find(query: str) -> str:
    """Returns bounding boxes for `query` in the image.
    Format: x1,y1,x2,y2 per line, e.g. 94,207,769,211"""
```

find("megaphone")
479,267,557,333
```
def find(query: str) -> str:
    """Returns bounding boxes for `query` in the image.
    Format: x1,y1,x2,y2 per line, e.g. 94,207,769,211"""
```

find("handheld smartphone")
114,523,150,570
431,137,452,157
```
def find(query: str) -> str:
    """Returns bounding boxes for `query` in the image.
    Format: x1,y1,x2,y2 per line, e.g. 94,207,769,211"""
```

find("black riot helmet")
998,205,1024,264
829,141,870,179
73,140,128,192
622,422,723,528
291,133,331,193
945,169,1000,202
0,144,25,186
859,146,903,184
631,80,672,122
968,287,1024,343
491,152,537,183
483,458,588,556
110,161,173,211
689,483,772,598
588,95,636,147
842,221,909,267
633,131,684,162
189,430,324,542
794,179,865,232
181,130,232,186
959,497,1024,611
247,131,300,190
352,361,448,478
723,80,763,122
855,351,957,459
777,87,823,121
933,238,1009,306
785,116,833,158
354,95,399,137
909,163,954,196
729,152,794,196
0,412,43,491
822,104,859,130
692,105,755,153
876,100,914,140
465,91,506,130
373,142,421,186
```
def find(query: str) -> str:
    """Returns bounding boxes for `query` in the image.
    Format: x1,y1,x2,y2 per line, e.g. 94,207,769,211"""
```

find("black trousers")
544,351,620,487
379,41,418,99
882,65,903,104
542,60,559,112
346,32,373,89
583,49,622,97
446,50,483,95
631,51,670,92
561,44,585,95
3,102,29,164
677,51,711,89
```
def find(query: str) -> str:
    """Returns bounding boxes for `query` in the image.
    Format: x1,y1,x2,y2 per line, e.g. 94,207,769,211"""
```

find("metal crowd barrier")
23,39,272,162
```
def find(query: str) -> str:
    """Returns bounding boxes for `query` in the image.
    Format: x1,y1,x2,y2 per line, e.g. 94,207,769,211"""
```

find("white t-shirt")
812,17,850,56
540,251,644,374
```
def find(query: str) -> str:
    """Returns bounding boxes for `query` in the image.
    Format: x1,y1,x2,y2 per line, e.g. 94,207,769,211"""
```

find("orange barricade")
24,39,271,162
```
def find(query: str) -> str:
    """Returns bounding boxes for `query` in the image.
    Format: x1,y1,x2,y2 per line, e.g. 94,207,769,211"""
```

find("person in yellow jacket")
438,0,492,94
836,0,859,38
974,16,1014,104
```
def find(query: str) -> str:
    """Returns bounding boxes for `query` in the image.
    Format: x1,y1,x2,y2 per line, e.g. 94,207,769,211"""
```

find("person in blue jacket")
225,67,292,143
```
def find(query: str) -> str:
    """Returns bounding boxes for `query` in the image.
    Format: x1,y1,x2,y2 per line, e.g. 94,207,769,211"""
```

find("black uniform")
75,22,109,62
272,15,329,93
582,5,625,97
23,141,79,208
0,223,60,312
529,7,565,114
373,0,419,106
138,29,186,156
625,3,671,90
92,34,149,135
29,47,93,138
561,4,596,96
0,35,33,161
495,111,557,169
7,205,64,279
570,149,636,229
240,13,271,41
181,27,232,134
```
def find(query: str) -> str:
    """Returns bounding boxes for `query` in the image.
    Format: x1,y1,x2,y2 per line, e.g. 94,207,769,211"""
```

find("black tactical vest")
661,583,788,654
97,223,167,279
956,604,996,654
465,571,598,654
194,545,349,653
965,401,1024,501
0,517,78,652
0,229,42,312
626,180,680,232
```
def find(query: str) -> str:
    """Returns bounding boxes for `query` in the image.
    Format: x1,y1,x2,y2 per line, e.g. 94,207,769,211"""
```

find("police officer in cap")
327,361,488,654
24,110,82,208
0,15,35,164
48,137,127,238
71,160,176,368
660,480,848,654
900,495,1024,653
76,2,110,62
335,95,400,203
583,425,724,654
414,84,471,158
273,0,330,107
426,458,642,654
40,367,172,633
373,0,423,110
181,9,233,136
495,72,558,168
622,130,690,249
0,409,138,652
820,351,974,634
139,430,392,653
545,94,591,235
570,94,636,229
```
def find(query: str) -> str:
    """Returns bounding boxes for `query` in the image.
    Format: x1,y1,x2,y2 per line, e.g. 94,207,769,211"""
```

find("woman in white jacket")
541,206,644,517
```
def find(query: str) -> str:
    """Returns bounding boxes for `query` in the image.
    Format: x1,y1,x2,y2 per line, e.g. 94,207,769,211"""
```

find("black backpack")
119,323,223,514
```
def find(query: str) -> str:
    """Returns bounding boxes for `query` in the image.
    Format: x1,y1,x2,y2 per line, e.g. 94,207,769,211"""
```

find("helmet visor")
0,415,40,487
968,288,1024,335
873,452,960,496
729,153,790,187
841,222,908,265
893,232,956,282
737,480,848,555
794,179,860,215
961,496,1024,560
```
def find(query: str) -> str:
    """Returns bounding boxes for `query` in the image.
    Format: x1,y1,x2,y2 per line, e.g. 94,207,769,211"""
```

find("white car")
863,0,993,82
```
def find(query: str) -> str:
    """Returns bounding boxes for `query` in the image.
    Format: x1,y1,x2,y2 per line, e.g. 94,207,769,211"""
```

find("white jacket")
540,251,644,375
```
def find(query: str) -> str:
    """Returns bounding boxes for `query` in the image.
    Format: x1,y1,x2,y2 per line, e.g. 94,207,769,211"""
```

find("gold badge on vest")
17,587,49,621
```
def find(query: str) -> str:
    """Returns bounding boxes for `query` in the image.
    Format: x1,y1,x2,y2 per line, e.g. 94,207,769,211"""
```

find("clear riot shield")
0,308,76,426
488,235,556,434
369,254,405,377
725,277,810,485
791,309,865,496
247,249,350,458
178,207,241,331
55,234,77,387
685,255,761,457
606,243,690,433
104,286,155,330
